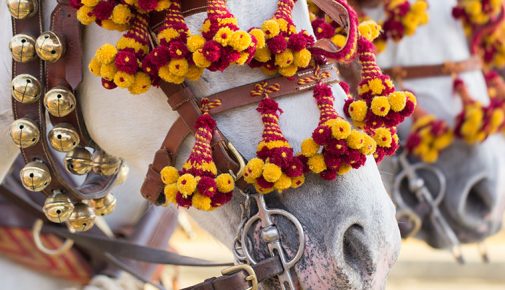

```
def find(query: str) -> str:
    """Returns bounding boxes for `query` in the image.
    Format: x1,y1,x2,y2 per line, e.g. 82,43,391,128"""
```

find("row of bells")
43,192,117,232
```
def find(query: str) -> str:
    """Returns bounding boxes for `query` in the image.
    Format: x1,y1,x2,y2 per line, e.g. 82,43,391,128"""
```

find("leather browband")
382,57,482,81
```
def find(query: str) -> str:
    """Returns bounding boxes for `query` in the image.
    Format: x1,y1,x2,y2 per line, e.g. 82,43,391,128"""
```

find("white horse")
0,1,402,289
366,0,505,248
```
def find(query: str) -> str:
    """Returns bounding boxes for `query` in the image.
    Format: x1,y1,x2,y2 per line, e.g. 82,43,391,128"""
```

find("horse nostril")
463,179,494,220
342,224,372,275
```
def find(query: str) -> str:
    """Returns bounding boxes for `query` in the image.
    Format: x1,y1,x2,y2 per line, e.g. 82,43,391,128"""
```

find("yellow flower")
193,49,211,68
99,63,117,81
254,47,272,62
294,49,311,68
235,52,250,65
250,28,266,48
262,19,280,39
88,57,101,76
275,49,294,68
308,154,327,174
328,118,352,140
291,175,305,189
201,19,211,33
301,138,320,157
159,65,185,84
347,130,365,150
254,183,274,194
113,71,135,88
274,174,292,192
244,158,265,181
358,84,370,95
373,128,393,147
187,35,206,52
276,18,289,32
338,164,352,175
158,28,180,43
262,163,282,183
163,184,178,206
185,65,204,81
168,58,189,77
358,20,381,41
82,0,99,6
348,100,368,122
111,4,132,25
76,6,95,25
213,27,233,46
371,96,391,116
230,30,252,51
128,72,151,95
433,132,453,150
177,174,197,197
360,134,377,155
388,92,407,112
161,166,180,185
279,65,298,77
422,150,438,164
192,193,212,211
216,173,235,193
155,0,171,11
95,44,117,64
368,78,386,95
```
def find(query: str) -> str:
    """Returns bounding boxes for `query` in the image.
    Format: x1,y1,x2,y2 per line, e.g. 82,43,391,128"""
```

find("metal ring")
396,208,422,239
241,208,305,269
32,219,74,256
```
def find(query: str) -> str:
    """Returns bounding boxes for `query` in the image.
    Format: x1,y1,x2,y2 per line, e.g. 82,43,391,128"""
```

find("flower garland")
406,113,453,163
452,0,503,34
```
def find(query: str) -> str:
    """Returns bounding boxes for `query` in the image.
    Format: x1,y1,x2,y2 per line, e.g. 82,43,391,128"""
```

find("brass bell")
35,32,65,63
9,34,36,63
19,161,51,192
44,87,76,117
93,194,117,216
43,193,74,223
48,124,80,152
115,163,129,185
11,74,41,104
9,118,40,148
92,151,121,176
67,203,96,232
64,147,93,175
7,0,38,19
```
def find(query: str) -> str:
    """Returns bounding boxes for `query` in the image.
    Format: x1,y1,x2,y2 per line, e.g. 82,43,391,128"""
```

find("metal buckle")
221,264,258,290
226,142,246,180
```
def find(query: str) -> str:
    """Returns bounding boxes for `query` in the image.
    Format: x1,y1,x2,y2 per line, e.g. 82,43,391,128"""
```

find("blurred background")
160,213,505,290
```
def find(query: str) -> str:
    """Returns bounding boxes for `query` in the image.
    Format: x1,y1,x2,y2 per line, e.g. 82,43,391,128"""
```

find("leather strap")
382,57,482,81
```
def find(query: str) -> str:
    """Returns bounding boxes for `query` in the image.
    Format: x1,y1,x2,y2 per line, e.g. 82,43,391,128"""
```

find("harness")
5,0,352,289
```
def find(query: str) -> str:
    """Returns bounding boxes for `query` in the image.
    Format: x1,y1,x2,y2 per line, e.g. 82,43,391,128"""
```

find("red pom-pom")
285,157,304,177
320,169,337,180
256,176,274,189
312,125,331,144
267,35,288,54
269,147,294,168
195,113,217,131
288,32,308,51
115,50,138,74
138,0,158,11
176,193,192,208
197,176,217,197
92,0,114,20
211,191,233,207
257,97,282,114
169,41,189,59
101,78,117,89
202,41,222,62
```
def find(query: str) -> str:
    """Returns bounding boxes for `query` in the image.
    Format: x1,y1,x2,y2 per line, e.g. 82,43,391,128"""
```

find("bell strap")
382,57,482,81
141,64,339,203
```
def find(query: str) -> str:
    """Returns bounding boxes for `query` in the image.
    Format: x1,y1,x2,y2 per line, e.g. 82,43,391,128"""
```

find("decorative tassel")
160,99,235,210
244,83,305,194
300,81,375,180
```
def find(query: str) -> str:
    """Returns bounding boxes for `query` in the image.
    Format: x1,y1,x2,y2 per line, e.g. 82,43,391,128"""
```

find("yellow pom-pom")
76,6,95,25
111,4,132,25
291,175,305,189
250,28,266,48
254,183,274,194
338,164,352,175
192,193,212,211
163,184,178,206
244,158,265,181
168,58,189,77
95,44,117,64
155,0,171,11
99,63,117,81
348,100,368,122
308,154,327,174
128,72,151,95
113,71,135,88
230,30,252,51
368,78,386,95
371,96,391,116
159,65,185,84
331,34,347,48
293,48,311,68
214,27,233,46
276,18,289,32
433,132,453,150
347,130,365,150
254,47,272,62
489,109,505,132
187,35,206,52
88,57,102,76
358,20,381,41
374,128,393,147
193,49,211,68
177,174,197,197
158,28,180,43
421,150,438,164
235,52,250,65
216,173,235,193
262,163,282,183
161,166,180,185
82,0,99,6
274,174,292,192
260,66,278,76
279,65,298,77
301,138,320,157
262,19,280,39
388,92,407,112
360,134,377,155
185,65,204,81
328,118,352,140
100,19,128,31
275,49,294,68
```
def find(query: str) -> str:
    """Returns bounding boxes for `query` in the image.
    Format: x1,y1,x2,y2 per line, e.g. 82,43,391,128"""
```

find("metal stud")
64,147,93,175
7,0,38,19
19,161,51,192
48,124,80,152
44,87,76,117
92,151,121,176
43,192,74,223
35,31,65,63
93,194,117,216
67,203,96,232
11,74,41,104
9,118,40,148
9,34,36,63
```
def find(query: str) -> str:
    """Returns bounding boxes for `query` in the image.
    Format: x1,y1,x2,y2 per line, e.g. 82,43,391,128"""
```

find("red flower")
288,32,307,51
197,176,217,197
320,169,337,180
256,176,274,189
312,125,331,144
169,41,189,59
267,35,288,54
101,78,117,90
202,41,222,62
211,191,232,207
115,50,138,74
138,0,158,11
285,157,304,177
92,0,114,20
151,46,171,66
176,193,192,208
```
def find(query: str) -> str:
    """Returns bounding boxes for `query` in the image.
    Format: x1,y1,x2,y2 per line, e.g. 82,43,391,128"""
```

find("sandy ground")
163,213,505,290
